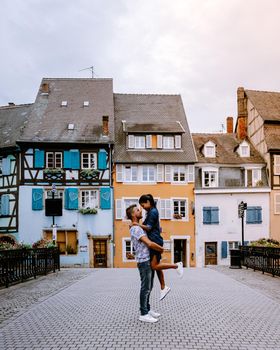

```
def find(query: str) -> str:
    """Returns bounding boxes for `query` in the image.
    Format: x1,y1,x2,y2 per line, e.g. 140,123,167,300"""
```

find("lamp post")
51,184,57,245
238,201,247,246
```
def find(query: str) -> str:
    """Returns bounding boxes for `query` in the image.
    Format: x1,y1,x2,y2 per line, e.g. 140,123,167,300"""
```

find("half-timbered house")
235,87,280,241
18,78,114,267
0,103,32,242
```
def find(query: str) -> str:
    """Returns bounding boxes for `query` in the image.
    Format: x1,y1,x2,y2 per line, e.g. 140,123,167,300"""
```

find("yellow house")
113,94,197,268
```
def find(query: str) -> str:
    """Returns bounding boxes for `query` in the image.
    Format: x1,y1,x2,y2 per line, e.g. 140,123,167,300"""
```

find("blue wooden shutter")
65,188,78,210
246,207,262,224
1,195,10,215
211,207,219,224
2,157,11,175
34,149,45,168
203,207,211,224
64,150,80,169
100,187,111,209
98,149,107,170
64,151,71,169
32,188,43,210
70,150,80,169
221,241,228,258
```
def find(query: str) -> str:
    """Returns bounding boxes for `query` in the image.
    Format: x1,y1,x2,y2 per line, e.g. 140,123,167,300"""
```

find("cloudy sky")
1,0,280,132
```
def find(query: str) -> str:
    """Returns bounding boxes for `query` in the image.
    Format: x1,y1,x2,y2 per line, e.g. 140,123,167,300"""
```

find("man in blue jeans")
126,204,164,323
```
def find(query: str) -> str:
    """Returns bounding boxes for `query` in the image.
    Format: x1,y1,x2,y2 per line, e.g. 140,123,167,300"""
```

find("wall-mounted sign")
80,246,88,252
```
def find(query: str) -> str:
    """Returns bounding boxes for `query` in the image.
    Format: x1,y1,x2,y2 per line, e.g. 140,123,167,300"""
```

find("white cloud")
1,0,280,132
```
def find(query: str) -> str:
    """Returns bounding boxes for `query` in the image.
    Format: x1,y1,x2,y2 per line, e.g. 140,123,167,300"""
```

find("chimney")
236,87,248,139
226,116,233,133
102,116,109,136
41,82,49,94
8,102,15,106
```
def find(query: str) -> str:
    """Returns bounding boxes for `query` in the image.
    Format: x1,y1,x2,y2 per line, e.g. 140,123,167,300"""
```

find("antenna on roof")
79,66,95,78
220,123,225,133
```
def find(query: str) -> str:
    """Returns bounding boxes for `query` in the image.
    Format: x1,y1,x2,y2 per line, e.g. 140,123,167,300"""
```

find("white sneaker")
139,314,158,323
149,310,161,318
176,262,184,278
159,285,171,301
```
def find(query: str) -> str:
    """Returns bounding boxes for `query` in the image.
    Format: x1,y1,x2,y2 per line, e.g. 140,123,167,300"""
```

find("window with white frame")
135,136,146,149
246,168,262,187
274,193,280,214
142,165,155,182
204,141,216,157
228,241,240,250
202,170,218,187
123,238,136,261
163,136,174,149
81,153,97,169
173,199,187,219
80,190,99,209
46,189,64,200
274,155,280,175
46,152,62,168
173,166,186,183
124,165,138,182
238,140,250,157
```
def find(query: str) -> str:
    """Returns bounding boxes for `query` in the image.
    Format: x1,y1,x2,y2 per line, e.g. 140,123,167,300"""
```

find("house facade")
0,104,32,242
113,94,197,268
193,118,270,267
17,78,115,267
236,87,280,241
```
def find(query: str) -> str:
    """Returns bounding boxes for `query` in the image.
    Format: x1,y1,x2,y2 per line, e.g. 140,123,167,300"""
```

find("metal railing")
0,247,60,288
240,246,280,277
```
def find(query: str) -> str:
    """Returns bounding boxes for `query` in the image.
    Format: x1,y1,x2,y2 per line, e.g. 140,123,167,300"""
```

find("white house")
193,118,270,267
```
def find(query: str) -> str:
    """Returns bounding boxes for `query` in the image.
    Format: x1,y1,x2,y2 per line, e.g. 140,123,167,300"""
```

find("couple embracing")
126,194,183,323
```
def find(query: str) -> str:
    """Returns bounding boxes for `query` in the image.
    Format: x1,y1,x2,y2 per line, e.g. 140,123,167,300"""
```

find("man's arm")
140,235,164,253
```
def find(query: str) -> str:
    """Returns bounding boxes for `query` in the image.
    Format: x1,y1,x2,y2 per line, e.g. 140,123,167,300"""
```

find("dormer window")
68,123,75,130
83,101,89,107
238,141,250,157
61,101,68,107
128,135,151,149
204,141,216,158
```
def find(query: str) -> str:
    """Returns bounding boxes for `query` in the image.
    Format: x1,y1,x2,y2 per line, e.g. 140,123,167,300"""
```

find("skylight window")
61,101,68,107
83,101,89,107
68,123,75,130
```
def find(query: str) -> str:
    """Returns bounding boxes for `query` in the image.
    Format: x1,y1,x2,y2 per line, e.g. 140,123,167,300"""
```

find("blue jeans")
138,260,154,316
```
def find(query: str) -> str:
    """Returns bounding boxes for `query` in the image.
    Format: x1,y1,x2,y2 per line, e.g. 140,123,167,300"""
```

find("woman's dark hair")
139,194,156,207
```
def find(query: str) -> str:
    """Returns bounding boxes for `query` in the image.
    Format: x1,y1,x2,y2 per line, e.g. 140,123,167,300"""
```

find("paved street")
1,267,280,350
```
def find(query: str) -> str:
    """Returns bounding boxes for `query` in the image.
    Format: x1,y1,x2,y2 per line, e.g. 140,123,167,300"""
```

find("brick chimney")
41,82,49,94
236,87,248,139
226,116,233,133
102,116,109,136
8,102,15,106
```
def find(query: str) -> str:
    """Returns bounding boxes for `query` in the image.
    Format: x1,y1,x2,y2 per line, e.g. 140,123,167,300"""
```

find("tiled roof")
20,78,114,144
192,133,265,164
125,122,185,133
246,89,280,122
113,94,197,163
264,125,280,150
0,104,32,148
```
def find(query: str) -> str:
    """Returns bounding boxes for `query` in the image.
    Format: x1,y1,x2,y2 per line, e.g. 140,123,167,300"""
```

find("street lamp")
238,201,247,246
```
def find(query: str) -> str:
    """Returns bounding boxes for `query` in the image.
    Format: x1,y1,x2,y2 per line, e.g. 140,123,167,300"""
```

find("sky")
1,0,280,132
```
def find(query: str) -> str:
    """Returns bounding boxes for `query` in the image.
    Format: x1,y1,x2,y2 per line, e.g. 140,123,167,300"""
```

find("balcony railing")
0,247,60,288
240,246,280,277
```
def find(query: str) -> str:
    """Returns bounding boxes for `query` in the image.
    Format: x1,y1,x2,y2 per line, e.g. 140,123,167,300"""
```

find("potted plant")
43,168,65,174
80,169,100,179
78,208,98,215
173,213,183,219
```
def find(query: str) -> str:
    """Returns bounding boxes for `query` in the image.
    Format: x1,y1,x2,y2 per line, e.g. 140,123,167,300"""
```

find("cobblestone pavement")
0,268,94,325
1,267,280,350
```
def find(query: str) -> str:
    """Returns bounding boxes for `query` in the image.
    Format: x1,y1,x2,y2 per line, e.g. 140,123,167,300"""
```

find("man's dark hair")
126,204,137,220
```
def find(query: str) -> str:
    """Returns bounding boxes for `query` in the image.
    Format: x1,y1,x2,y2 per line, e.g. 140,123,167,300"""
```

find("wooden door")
93,239,107,267
173,239,187,267
205,242,217,265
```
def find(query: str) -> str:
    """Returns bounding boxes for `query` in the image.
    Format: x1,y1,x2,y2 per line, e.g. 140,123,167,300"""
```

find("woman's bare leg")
151,255,178,289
